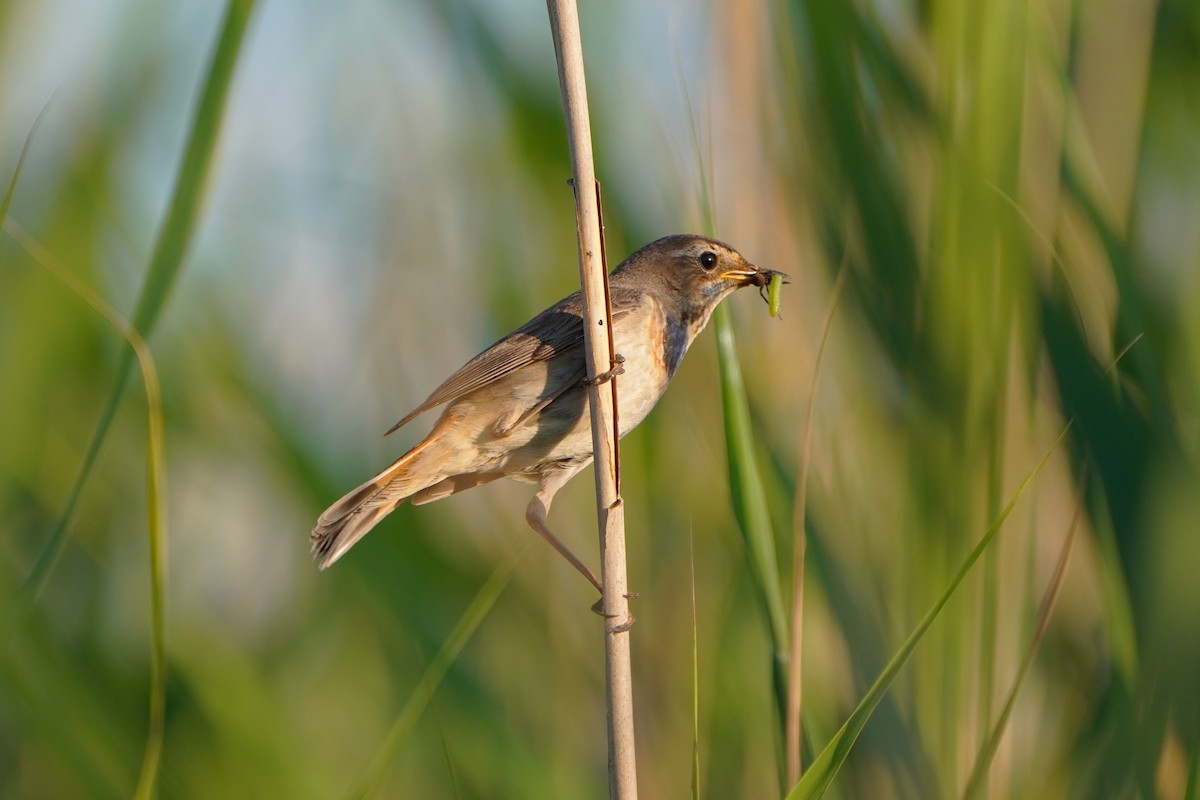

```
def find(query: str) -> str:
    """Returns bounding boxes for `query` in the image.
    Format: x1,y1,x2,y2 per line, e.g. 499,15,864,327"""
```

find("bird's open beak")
730,265,789,288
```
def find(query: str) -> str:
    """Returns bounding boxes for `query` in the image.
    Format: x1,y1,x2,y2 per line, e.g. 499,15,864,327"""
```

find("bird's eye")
699,251,718,270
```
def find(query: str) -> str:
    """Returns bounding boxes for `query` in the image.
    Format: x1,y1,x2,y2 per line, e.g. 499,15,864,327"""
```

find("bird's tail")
311,437,444,569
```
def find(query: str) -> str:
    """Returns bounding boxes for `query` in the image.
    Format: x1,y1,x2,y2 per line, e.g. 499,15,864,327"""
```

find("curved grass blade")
3,221,170,800
715,305,790,721
0,99,54,227
681,60,788,782
16,0,258,609
785,423,1071,800
961,464,1088,799
690,529,701,800
344,549,521,800
787,260,847,784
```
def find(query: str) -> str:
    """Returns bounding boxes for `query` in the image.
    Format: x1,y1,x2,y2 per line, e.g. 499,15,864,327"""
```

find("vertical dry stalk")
787,263,847,784
544,1,639,798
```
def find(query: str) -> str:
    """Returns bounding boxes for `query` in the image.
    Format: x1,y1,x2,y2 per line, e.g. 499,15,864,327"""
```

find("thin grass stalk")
344,550,520,800
132,401,167,800
713,304,789,766
786,261,847,785
0,103,52,226
976,407,1004,776
4,6,254,788
16,0,258,610
690,531,701,800
678,88,717,800
4,221,169,800
786,422,1071,800
961,463,1088,800
544,2,637,796
680,56,789,768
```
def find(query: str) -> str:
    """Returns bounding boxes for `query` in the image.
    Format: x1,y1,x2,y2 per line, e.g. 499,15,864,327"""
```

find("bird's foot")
583,353,626,386
590,592,638,632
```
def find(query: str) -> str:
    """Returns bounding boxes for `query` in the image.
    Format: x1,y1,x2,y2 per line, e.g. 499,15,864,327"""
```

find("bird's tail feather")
311,438,442,569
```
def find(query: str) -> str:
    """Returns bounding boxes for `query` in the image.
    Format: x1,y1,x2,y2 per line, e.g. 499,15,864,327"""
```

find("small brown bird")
312,234,782,590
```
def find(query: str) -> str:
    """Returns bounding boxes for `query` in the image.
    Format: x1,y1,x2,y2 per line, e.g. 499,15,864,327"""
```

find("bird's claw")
590,591,638,632
584,354,626,386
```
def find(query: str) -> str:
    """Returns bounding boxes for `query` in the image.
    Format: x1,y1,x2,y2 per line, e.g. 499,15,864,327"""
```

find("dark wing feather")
386,289,637,434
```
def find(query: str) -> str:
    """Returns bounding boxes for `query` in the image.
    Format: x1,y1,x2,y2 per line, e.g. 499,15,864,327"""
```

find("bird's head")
617,234,787,322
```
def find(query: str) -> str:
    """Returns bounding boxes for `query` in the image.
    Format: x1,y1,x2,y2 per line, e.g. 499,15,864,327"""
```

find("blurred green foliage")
2,0,1198,798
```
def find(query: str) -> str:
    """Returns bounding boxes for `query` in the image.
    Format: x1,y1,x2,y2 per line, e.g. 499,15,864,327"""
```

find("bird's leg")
526,462,637,621
583,353,626,386
525,489,602,596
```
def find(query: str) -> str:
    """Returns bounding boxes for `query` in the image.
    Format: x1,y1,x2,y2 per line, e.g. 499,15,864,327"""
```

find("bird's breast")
610,297,678,435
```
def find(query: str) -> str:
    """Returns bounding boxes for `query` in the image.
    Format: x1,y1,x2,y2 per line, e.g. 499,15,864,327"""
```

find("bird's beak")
730,264,789,288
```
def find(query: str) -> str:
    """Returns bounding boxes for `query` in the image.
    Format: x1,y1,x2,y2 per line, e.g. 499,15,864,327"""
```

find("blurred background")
2,0,1198,797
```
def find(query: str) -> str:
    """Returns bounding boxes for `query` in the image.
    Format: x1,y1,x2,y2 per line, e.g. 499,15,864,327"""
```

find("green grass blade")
962,466,1087,800
344,549,521,800
0,101,52,228
1186,748,1199,800
788,261,847,784
3,222,170,800
785,423,1071,800
131,352,169,800
690,530,702,800
714,304,789,716
16,0,258,609
684,63,789,784
130,0,258,338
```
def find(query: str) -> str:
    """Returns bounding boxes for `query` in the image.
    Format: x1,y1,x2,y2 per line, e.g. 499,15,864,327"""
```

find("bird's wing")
386,288,638,434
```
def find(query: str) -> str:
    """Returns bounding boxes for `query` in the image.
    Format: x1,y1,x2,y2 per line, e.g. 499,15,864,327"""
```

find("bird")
311,234,783,594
